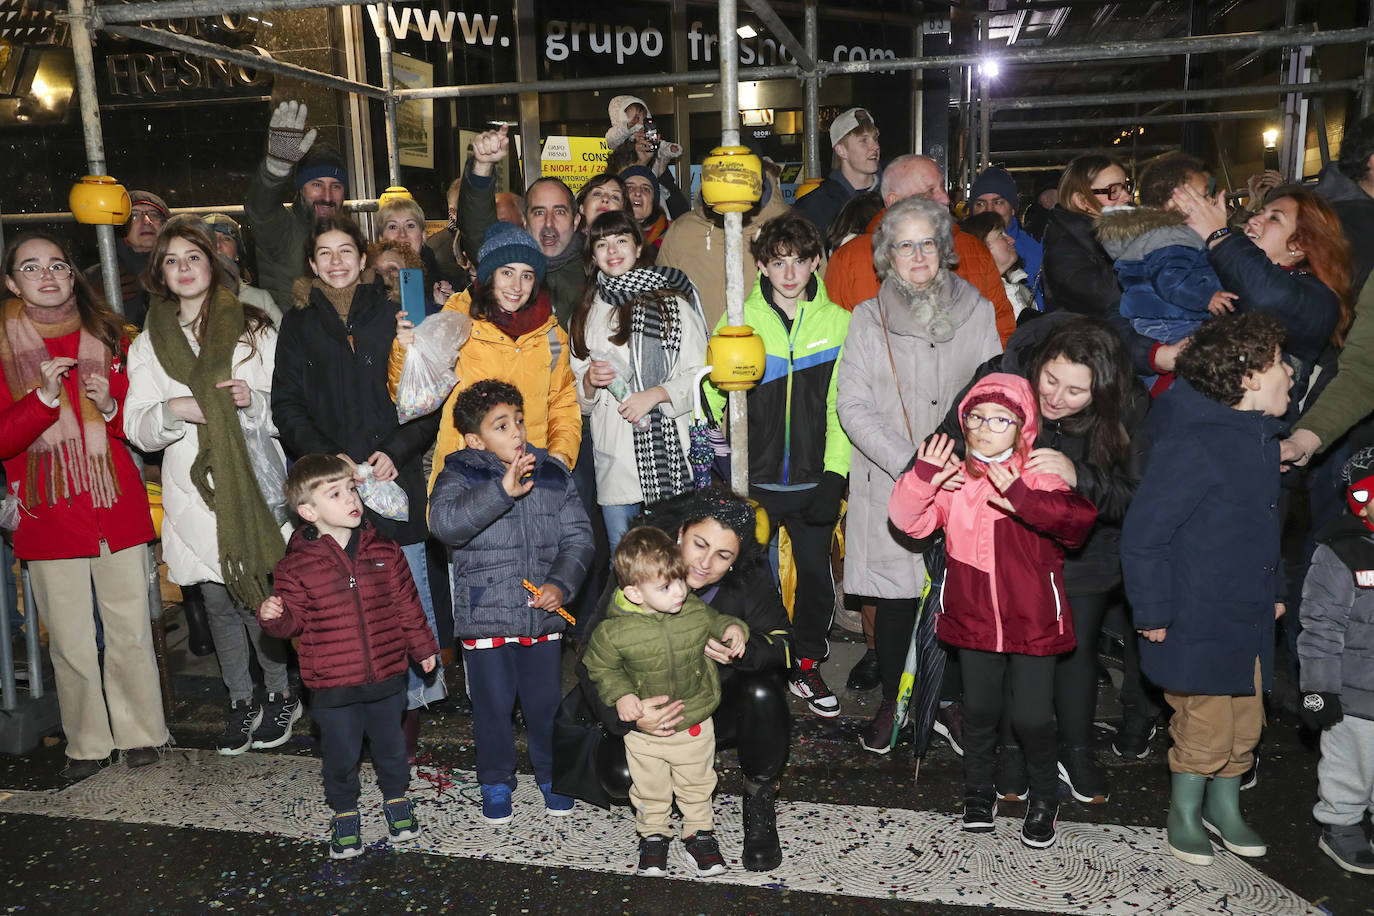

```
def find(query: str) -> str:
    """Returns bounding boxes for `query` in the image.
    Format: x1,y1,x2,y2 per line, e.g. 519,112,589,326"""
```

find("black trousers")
1053,591,1110,748
961,648,1059,798
874,597,921,700
313,689,409,813
599,670,792,799
752,487,836,663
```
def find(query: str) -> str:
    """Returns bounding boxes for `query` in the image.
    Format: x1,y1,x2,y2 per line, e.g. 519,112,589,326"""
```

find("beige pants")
625,718,718,837
1165,658,1265,778
28,543,168,760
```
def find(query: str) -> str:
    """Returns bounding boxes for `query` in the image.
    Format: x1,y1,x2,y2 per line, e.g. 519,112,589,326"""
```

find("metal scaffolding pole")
375,1,401,186
743,0,816,72
2,200,381,227
93,0,368,23
993,144,1176,159
803,0,821,180
990,79,1362,111
393,63,800,101
63,0,123,315
718,0,749,499
978,16,990,172
991,108,1275,130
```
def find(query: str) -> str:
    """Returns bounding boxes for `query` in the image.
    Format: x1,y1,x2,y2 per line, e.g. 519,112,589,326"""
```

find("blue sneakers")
384,796,421,842
539,782,575,817
481,783,513,825
329,810,363,859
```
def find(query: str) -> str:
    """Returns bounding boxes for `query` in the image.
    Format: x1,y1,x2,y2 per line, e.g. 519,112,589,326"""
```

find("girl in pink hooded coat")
889,372,1096,849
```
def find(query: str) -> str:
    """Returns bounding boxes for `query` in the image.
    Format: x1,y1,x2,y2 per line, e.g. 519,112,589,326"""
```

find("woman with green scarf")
125,221,297,757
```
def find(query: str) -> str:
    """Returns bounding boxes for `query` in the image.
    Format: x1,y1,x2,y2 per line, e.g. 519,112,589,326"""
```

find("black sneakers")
933,703,965,757
251,692,303,749
1021,797,1059,848
636,834,671,877
682,830,727,876
1112,710,1158,759
1319,824,1374,874
962,789,998,833
846,648,881,691
384,796,421,842
329,810,363,860
1058,746,1110,804
789,662,840,718
216,698,263,756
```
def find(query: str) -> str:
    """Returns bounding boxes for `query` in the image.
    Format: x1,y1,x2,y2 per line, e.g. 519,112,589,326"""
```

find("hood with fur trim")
291,269,394,309
1095,205,1206,261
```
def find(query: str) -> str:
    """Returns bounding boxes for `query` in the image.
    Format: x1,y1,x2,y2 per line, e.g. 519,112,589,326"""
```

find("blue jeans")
464,639,562,787
602,503,642,556
400,541,447,709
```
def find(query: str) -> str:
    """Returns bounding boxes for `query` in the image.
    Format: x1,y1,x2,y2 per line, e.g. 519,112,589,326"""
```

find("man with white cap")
795,107,882,242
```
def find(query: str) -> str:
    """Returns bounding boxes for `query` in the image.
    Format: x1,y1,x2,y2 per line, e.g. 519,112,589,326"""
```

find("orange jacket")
824,212,1017,346
388,291,581,493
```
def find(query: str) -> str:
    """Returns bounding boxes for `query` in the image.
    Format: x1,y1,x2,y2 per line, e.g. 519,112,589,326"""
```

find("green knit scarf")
146,289,284,608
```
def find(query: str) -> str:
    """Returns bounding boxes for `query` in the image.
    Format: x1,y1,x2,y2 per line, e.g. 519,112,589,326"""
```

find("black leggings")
598,670,792,799
874,597,921,700
1053,591,1109,748
961,648,1058,797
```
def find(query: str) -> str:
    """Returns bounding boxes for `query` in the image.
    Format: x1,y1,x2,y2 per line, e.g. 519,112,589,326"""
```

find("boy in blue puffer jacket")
1297,445,1374,874
429,380,594,825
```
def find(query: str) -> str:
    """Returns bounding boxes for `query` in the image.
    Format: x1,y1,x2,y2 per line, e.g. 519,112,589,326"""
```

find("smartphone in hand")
399,268,426,325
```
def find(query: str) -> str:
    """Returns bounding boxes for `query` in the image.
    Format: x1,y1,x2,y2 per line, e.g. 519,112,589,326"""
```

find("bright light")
979,59,1000,78
1262,127,1280,149
737,25,758,39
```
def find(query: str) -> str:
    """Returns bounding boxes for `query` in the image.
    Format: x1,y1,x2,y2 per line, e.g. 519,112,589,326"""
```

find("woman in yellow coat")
390,224,581,492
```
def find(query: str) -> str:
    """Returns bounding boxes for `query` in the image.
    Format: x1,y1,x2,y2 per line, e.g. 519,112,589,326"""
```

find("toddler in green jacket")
583,525,748,879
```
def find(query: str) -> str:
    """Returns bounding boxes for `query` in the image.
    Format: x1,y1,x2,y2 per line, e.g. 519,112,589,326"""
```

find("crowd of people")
5,93,1374,881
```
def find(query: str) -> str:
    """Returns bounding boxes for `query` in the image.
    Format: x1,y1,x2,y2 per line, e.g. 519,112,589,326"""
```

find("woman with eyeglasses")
835,195,1002,754
1041,155,1130,319
0,232,168,777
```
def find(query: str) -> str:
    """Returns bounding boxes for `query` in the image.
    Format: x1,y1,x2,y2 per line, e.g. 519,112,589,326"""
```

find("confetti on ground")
0,748,1318,915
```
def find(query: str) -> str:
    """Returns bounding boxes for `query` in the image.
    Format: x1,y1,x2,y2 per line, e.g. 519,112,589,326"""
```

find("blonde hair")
377,198,426,229
284,454,355,516
613,526,688,589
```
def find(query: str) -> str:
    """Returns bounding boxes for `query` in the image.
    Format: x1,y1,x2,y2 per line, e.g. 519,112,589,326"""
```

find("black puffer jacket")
1041,205,1122,319
935,313,1151,596
271,275,439,546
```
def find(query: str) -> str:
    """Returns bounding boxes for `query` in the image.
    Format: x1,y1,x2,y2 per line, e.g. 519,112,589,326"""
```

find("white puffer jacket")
570,289,707,507
124,323,288,587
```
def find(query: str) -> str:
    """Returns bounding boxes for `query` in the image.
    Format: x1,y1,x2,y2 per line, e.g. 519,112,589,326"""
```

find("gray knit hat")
476,222,546,287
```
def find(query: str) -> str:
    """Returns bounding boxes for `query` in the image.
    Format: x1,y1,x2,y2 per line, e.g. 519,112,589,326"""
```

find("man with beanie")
795,107,881,242
84,189,167,327
969,166,1043,309
246,100,350,312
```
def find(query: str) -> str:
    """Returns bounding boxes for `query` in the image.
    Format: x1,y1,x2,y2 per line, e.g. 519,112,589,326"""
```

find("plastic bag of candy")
396,311,471,422
355,463,409,521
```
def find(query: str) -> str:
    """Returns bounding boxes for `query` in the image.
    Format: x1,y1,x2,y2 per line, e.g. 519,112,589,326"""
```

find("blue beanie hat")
295,144,349,191
970,167,1018,206
477,222,546,287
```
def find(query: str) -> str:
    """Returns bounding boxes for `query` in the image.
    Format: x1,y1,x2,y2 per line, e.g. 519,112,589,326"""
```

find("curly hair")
1175,312,1286,406
1338,113,1374,185
366,238,423,271
452,378,524,436
872,195,956,281
633,486,761,562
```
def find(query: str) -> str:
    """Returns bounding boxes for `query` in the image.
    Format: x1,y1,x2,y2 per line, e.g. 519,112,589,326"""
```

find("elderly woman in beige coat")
836,194,1002,754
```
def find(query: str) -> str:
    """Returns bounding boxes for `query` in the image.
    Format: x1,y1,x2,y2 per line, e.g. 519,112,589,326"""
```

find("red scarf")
486,288,553,340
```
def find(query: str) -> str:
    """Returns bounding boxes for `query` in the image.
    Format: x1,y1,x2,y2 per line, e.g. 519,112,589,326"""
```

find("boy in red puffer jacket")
258,454,438,861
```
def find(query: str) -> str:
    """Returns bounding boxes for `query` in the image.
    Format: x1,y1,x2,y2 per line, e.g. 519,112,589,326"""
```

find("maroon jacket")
261,524,437,691
889,373,1098,656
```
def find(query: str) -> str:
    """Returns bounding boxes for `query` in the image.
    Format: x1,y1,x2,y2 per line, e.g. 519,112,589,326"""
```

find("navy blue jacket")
428,445,594,641
794,168,878,243
1208,232,1341,407
1121,379,1285,695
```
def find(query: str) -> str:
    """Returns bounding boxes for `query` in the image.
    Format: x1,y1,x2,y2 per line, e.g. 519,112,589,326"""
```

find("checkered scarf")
627,292,692,504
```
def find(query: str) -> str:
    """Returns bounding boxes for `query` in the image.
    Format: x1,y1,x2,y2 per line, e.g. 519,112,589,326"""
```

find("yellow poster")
540,136,612,193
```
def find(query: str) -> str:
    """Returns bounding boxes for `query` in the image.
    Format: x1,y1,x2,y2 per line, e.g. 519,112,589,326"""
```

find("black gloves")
1299,691,1344,731
801,471,847,526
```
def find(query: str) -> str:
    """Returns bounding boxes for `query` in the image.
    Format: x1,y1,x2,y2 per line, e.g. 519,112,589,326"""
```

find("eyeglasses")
1091,181,1132,201
15,262,72,278
890,238,939,259
963,413,1019,432
130,209,165,224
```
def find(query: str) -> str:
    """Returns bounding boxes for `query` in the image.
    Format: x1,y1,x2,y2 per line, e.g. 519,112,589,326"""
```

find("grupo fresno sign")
366,3,900,70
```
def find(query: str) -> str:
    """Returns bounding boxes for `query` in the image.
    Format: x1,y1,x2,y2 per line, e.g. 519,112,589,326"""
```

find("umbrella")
893,540,949,758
